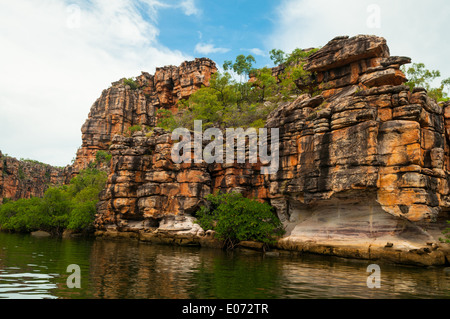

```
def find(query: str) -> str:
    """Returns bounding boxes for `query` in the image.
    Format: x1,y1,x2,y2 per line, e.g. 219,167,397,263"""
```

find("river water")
0,232,448,299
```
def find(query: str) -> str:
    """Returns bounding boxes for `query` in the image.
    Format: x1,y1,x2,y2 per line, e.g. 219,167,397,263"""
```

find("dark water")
0,232,448,299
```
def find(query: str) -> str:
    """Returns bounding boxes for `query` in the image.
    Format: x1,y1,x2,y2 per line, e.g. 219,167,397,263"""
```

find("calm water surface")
0,232,448,299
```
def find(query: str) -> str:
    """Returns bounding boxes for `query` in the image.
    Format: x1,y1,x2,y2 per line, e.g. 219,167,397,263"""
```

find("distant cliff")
0,151,66,204
0,58,217,206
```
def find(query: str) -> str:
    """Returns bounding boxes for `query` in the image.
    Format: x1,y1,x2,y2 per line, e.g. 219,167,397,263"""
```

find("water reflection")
88,239,201,299
0,232,449,299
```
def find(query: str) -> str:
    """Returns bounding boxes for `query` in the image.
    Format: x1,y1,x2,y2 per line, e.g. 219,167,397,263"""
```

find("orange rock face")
72,58,217,176
92,35,449,264
0,152,66,203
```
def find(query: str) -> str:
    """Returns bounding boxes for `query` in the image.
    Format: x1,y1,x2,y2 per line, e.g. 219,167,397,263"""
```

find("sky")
0,0,449,167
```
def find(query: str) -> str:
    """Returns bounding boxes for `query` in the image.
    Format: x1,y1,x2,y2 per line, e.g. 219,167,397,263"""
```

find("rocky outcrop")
94,35,450,265
72,58,217,176
95,128,211,231
0,152,65,204
266,35,450,265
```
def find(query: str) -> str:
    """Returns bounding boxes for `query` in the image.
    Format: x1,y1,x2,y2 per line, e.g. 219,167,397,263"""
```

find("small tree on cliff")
269,47,320,98
156,109,178,131
223,54,256,82
123,78,138,90
269,49,287,66
158,49,322,132
163,69,277,131
251,67,278,103
402,63,450,102
223,54,257,107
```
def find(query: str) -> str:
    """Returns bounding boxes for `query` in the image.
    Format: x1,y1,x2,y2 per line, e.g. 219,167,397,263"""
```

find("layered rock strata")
72,58,217,176
94,35,450,265
0,152,65,203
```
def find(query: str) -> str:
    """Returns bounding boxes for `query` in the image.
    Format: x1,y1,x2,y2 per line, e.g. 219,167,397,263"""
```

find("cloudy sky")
1,0,449,167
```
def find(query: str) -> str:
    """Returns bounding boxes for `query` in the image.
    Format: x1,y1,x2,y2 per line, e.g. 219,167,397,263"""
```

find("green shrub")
20,158,47,167
95,150,112,164
18,167,26,181
128,125,143,135
67,201,97,232
0,168,107,235
123,78,138,90
440,221,450,243
162,49,321,132
0,198,44,232
196,192,285,250
1,198,12,205
156,109,178,131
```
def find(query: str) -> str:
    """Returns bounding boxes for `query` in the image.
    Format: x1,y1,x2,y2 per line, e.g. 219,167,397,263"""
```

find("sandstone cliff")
0,151,65,204
0,58,216,208
94,35,450,266
72,58,217,176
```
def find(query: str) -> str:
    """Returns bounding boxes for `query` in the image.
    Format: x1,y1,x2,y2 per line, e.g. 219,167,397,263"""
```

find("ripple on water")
0,272,58,299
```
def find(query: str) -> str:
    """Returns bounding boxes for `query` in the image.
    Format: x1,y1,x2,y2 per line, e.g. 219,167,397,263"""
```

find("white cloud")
246,48,266,57
270,0,450,84
0,0,191,167
195,43,231,55
178,0,201,16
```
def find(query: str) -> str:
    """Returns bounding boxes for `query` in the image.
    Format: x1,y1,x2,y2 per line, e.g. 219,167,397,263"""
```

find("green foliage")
269,49,287,66
123,78,138,90
20,158,48,167
248,119,266,129
165,69,278,131
156,109,178,131
128,125,143,135
68,168,107,197
402,63,450,102
95,150,112,164
222,55,259,109
0,198,45,233
277,48,320,98
187,84,227,129
440,220,450,243
286,48,319,65
223,54,256,82
251,67,277,102
67,201,97,232
0,168,107,235
161,49,321,131
196,192,285,250
18,166,26,181
403,63,440,90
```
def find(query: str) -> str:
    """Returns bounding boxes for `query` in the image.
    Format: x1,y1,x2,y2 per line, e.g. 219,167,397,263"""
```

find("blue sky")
154,0,277,67
1,0,450,167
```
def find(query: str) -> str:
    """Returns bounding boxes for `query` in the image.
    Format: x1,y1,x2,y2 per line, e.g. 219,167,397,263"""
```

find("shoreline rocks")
94,227,450,267
30,230,52,238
